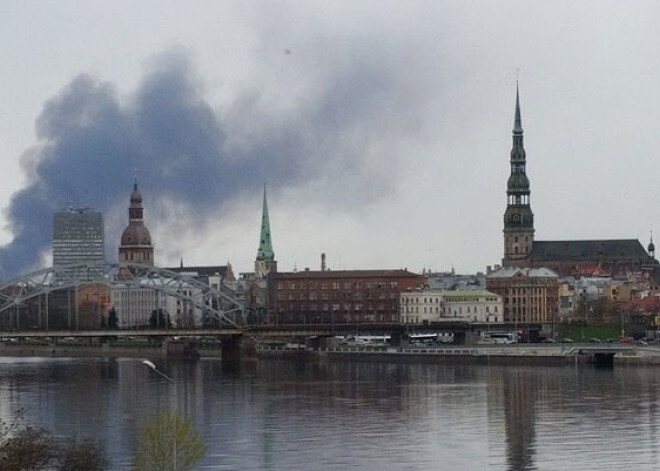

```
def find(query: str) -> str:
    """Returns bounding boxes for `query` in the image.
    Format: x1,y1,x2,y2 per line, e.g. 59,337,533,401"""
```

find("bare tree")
134,410,205,471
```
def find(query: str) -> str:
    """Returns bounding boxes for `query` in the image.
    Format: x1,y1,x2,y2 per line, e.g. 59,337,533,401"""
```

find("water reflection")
1,357,660,470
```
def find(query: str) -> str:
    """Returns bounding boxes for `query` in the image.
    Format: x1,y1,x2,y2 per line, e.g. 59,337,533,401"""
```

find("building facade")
442,290,503,323
111,285,166,328
486,267,559,324
400,290,502,324
53,208,105,275
271,269,426,324
400,290,444,324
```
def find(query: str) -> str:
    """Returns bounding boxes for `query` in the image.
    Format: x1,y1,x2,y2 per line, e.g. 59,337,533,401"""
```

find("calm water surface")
1,356,659,470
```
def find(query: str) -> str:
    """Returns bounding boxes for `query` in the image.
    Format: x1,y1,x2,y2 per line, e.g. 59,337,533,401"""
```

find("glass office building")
53,208,105,277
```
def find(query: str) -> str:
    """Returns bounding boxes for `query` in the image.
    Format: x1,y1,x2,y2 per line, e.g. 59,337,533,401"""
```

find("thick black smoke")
0,50,415,278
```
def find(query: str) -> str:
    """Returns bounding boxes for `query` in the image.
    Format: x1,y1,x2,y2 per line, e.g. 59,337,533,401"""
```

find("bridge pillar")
162,339,200,358
221,335,256,370
453,331,467,345
307,336,339,350
593,352,615,367
389,332,403,347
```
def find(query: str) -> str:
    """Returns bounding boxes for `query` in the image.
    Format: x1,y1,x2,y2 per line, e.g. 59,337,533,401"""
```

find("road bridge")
0,263,244,329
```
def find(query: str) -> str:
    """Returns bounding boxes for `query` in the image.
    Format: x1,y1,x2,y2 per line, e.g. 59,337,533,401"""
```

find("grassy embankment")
557,323,645,342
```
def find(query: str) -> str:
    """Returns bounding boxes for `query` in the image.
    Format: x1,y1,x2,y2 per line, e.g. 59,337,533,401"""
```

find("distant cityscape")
4,86,659,338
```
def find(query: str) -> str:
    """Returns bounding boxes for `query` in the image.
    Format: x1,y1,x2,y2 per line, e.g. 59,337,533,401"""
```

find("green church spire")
256,185,275,261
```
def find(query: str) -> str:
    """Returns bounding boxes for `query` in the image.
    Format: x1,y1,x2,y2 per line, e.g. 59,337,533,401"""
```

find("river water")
1,356,659,470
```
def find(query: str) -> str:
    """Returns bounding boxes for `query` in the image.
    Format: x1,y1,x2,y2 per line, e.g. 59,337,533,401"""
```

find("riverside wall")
257,347,594,366
3,343,659,367
0,343,223,359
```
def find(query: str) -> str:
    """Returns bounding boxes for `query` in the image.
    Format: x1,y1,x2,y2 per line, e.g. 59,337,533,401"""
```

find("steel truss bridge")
0,263,244,330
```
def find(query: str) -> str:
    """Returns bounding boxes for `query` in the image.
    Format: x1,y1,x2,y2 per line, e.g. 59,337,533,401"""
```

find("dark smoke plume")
0,49,419,278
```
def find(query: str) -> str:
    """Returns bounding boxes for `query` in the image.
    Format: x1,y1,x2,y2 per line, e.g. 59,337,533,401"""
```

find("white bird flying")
141,359,174,383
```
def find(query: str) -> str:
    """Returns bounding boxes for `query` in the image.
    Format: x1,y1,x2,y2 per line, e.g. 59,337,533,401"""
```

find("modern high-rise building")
53,207,105,271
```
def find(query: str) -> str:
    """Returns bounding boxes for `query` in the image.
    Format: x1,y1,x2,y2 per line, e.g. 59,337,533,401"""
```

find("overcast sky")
0,1,659,278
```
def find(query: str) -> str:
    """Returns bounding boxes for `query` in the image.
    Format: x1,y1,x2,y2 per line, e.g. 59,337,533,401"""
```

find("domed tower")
503,84,534,267
118,180,154,266
648,231,655,259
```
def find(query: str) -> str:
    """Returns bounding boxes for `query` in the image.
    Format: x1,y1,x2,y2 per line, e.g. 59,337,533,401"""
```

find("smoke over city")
0,48,423,278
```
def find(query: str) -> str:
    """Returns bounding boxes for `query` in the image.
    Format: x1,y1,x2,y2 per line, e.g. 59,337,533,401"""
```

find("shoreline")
0,344,223,359
3,343,660,366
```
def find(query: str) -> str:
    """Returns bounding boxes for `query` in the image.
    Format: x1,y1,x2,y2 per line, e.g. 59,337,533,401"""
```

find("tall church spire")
503,84,534,267
255,185,277,280
513,82,523,134
256,185,275,262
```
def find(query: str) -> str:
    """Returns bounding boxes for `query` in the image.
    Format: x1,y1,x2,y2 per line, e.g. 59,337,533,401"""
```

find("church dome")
649,241,655,254
120,224,152,246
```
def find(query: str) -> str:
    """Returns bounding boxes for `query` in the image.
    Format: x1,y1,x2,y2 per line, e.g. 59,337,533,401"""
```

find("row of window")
278,292,398,301
402,305,499,314
281,303,393,312
402,296,499,304
277,281,399,290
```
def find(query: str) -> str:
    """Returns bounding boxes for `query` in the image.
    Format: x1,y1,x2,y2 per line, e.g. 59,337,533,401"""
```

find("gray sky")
0,1,658,277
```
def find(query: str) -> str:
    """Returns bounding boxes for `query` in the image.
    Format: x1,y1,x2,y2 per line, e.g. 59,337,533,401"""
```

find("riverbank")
257,347,592,365
0,343,223,359
257,345,660,366
3,343,660,366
